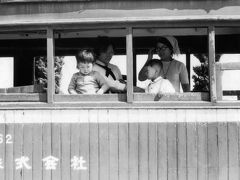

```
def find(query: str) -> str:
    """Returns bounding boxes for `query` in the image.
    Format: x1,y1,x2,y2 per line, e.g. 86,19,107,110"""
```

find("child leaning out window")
68,49,109,94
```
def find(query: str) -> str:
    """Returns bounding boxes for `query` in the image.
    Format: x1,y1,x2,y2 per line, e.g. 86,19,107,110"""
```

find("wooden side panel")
157,110,167,180
207,110,218,180
32,122,43,180
118,110,128,180
5,112,14,180
89,110,99,180
70,121,80,180
13,118,23,180
23,111,35,180
109,110,119,180
186,110,197,180
61,122,70,180
0,109,240,180
79,110,90,180
217,109,228,180
0,112,5,180
167,110,177,180
197,110,208,180
177,110,187,180
128,110,138,180
23,123,33,180
99,110,109,180
148,110,157,180
138,110,148,180
42,112,52,180
227,109,239,180
51,123,61,180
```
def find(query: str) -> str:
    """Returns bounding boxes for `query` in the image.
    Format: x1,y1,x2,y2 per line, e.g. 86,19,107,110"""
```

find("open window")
215,27,240,101
0,30,47,102
132,27,210,101
53,28,127,102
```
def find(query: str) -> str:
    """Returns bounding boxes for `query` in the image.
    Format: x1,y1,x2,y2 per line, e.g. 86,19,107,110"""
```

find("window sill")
0,101,239,110
0,93,46,102
0,93,238,109
54,94,126,102
134,92,209,101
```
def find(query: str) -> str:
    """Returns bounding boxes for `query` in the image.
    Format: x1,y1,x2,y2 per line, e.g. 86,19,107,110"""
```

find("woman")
93,36,126,92
138,36,190,92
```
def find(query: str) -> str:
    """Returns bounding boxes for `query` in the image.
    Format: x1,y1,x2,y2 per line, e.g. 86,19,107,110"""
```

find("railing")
216,62,240,100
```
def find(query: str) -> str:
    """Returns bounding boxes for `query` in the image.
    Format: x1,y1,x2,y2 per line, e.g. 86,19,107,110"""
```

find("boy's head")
145,59,163,80
76,49,95,75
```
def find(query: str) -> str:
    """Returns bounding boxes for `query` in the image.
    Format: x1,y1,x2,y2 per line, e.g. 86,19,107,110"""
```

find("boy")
68,49,109,94
145,59,175,95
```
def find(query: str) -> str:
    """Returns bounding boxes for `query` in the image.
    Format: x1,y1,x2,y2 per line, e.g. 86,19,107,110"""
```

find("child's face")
78,62,93,75
146,65,158,80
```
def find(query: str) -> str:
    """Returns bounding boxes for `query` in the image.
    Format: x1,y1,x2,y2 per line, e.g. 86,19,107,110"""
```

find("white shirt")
145,76,175,94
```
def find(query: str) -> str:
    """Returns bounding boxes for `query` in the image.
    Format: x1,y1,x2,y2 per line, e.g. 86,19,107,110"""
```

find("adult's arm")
138,48,155,81
182,84,190,92
179,63,190,92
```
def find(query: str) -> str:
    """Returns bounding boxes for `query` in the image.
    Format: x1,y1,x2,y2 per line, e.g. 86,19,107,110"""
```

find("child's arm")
68,74,78,94
94,71,109,94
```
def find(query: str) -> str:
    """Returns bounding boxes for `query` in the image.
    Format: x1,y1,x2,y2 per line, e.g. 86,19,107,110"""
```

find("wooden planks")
157,110,168,180
177,110,187,180
0,109,239,180
227,109,239,180
118,110,128,180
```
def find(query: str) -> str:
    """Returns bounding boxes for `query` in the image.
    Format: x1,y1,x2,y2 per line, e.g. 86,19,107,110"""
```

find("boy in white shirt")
145,59,175,95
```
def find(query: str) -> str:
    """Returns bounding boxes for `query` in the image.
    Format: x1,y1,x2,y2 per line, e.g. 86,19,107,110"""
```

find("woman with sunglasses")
138,36,190,92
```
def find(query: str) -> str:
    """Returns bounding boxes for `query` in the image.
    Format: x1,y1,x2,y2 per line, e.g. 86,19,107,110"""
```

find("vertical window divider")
208,26,217,103
47,27,55,104
126,27,134,103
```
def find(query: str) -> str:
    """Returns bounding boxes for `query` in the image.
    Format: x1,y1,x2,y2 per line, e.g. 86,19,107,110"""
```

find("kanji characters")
15,156,32,170
42,156,59,170
71,156,87,170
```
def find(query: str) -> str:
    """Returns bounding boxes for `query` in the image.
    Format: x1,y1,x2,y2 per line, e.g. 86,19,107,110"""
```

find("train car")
0,0,240,180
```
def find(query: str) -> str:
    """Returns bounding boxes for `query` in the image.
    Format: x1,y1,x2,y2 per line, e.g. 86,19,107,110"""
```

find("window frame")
0,22,240,106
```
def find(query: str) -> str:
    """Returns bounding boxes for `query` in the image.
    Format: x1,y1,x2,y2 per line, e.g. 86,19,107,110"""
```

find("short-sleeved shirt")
93,60,126,91
145,76,175,94
68,71,106,94
161,59,189,92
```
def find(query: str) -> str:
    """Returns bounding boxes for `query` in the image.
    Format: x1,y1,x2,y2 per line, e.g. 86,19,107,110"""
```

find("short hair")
76,49,95,64
145,59,163,70
95,36,115,57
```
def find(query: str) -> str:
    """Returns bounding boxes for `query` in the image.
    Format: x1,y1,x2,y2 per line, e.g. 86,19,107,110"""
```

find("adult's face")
99,45,114,64
156,42,172,60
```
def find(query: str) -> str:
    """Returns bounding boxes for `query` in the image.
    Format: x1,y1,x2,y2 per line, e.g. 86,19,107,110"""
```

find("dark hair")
156,37,173,55
145,59,163,70
76,49,95,65
95,36,115,57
